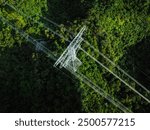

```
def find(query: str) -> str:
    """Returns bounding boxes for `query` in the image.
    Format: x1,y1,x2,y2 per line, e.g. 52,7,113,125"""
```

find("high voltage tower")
0,1,150,112
54,26,86,72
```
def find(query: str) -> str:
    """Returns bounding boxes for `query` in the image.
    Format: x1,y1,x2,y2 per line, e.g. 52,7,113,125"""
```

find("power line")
2,2,149,112
53,26,132,112
6,1,150,98
0,15,77,84
0,14,130,112
5,3,70,42
84,41,150,93
79,47,150,103
23,0,150,94
24,1,150,92
72,71,132,112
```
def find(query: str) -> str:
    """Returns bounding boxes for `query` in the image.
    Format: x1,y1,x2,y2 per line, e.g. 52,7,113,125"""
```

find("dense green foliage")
0,0,150,112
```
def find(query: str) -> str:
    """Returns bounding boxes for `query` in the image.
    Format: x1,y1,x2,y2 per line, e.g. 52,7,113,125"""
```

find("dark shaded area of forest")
46,0,94,24
119,36,150,112
0,43,82,112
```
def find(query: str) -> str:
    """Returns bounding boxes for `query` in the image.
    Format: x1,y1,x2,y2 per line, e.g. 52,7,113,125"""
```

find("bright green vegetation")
0,0,150,112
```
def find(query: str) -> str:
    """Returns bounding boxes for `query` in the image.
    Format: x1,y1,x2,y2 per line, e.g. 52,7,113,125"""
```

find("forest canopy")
0,0,150,112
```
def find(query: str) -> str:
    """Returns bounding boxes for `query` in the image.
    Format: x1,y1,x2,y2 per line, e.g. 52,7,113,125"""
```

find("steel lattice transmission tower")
54,26,86,72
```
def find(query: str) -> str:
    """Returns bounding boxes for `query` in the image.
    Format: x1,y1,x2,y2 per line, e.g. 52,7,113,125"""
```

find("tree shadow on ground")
45,0,93,24
0,43,82,112
119,36,150,112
